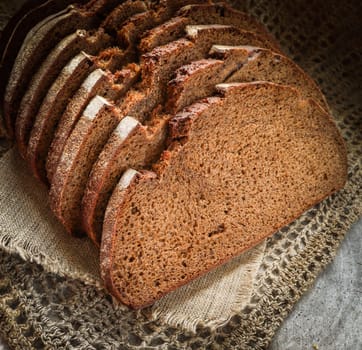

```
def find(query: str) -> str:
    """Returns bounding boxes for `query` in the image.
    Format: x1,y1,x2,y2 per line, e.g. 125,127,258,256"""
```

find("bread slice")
49,96,120,235
79,25,281,242
15,29,112,159
166,58,237,113
46,64,140,182
210,45,329,111
4,0,117,137
101,82,347,309
50,24,278,236
101,0,148,35
139,2,279,53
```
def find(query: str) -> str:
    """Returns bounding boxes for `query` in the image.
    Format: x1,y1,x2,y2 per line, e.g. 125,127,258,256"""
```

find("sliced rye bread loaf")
82,42,333,244
49,24,279,236
80,26,280,242
139,2,279,53
4,0,120,137
0,0,87,119
210,45,329,111
15,29,112,159
46,64,140,182
100,81,347,308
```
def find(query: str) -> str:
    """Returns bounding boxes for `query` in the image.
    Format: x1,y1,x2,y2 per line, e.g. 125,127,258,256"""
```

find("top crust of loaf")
101,81,347,309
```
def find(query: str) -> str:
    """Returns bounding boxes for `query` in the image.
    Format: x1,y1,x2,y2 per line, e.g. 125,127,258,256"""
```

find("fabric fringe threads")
0,0,361,348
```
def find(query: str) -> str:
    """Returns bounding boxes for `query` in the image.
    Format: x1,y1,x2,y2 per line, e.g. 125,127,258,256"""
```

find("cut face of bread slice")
210,45,329,111
4,0,116,136
15,29,112,159
46,64,140,183
49,96,120,235
101,82,347,309
139,2,278,53
51,24,278,236
26,47,112,183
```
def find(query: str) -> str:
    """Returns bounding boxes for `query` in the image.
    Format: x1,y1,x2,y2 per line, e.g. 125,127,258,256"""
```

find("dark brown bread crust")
101,82,347,308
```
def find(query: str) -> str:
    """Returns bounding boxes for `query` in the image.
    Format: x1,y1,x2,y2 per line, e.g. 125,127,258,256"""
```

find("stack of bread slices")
1,0,347,309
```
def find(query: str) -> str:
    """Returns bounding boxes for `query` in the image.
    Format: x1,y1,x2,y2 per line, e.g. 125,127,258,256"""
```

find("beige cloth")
0,149,101,284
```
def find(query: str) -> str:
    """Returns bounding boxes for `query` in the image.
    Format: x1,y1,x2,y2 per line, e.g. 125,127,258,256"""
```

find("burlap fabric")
0,0,361,349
